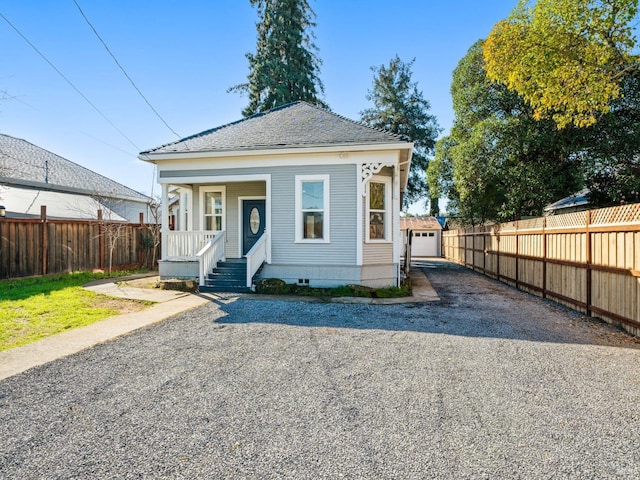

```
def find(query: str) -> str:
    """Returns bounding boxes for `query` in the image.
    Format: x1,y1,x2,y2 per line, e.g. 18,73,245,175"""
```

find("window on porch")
201,187,225,231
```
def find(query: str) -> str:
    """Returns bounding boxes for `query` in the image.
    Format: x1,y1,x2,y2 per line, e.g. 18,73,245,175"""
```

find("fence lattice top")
591,203,640,225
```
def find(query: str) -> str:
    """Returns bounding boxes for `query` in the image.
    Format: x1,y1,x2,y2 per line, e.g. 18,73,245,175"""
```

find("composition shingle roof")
0,134,150,202
140,101,411,155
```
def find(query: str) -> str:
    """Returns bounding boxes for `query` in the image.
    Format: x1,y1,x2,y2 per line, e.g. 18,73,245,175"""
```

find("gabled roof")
400,217,442,231
0,134,150,202
140,101,411,155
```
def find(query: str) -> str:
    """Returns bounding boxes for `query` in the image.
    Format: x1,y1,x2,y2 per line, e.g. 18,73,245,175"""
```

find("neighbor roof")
0,134,150,202
140,101,411,155
543,188,590,214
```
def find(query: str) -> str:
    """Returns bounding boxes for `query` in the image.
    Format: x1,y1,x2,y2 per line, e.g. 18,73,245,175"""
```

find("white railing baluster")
245,233,268,288
196,231,226,286
165,231,220,258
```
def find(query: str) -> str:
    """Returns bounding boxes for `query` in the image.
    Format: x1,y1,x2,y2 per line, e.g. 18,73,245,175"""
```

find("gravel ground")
2,259,640,479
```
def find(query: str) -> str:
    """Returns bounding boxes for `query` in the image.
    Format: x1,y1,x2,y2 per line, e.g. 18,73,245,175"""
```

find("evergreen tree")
230,0,327,116
361,56,440,210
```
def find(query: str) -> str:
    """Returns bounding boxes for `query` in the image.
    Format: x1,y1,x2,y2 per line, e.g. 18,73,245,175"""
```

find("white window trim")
366,176,392,243
199,186,226,231
295,174,330,243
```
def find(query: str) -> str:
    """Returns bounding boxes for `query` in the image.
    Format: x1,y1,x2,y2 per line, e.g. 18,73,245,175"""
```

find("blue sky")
0,1,515,210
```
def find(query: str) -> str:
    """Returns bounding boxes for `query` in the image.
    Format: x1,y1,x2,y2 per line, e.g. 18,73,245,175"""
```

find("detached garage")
401,217,443,258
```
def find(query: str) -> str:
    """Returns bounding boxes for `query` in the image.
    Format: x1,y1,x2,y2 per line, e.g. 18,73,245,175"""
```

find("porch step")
202,259,251,293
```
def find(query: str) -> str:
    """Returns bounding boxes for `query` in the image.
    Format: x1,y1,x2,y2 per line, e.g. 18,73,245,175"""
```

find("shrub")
255,278,288,294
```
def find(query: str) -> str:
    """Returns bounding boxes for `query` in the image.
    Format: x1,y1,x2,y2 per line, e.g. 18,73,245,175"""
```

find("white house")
140,101,414,291
0,134,153,222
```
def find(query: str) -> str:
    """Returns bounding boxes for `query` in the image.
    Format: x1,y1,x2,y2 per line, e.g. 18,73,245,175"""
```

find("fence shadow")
210,259,640,350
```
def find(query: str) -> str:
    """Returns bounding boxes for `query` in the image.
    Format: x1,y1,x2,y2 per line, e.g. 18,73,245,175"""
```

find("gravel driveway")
2,259,640,479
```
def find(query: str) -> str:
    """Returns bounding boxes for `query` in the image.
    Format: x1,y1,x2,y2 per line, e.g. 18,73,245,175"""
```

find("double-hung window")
295,175,330,243
367,177,391,242
200,186,225,231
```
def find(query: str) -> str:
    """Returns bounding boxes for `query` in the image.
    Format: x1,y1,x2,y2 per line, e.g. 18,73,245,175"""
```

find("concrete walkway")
0,287,211,381
0,268,438,381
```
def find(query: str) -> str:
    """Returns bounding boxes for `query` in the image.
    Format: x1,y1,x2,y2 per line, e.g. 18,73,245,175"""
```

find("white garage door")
412,231,439,257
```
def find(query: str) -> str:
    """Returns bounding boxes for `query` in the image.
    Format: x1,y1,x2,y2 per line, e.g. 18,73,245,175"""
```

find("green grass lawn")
0,272,151,352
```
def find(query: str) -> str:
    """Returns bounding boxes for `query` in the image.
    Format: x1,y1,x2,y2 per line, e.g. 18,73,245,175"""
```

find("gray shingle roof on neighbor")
140,101,411,155
0,134,150,202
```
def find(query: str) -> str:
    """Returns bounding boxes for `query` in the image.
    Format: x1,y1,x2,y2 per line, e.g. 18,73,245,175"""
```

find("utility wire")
0,11,142,152
72,0,182,140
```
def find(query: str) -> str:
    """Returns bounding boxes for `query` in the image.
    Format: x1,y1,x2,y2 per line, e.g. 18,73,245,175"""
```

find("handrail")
196,231,225,286
166,230,220,258
245,233,268,288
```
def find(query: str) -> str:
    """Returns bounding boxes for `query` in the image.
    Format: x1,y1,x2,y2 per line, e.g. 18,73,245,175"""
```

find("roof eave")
0,177,151,203
139,141,414,163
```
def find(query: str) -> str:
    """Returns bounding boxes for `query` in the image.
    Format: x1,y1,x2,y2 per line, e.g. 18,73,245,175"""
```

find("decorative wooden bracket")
361,162,395,196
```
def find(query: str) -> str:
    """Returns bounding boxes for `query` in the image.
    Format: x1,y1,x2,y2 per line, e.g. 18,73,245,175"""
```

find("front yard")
0,272,152,351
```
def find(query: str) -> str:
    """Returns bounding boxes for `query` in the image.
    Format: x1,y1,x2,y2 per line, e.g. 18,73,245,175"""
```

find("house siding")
164,163,357,266
271,164,356,266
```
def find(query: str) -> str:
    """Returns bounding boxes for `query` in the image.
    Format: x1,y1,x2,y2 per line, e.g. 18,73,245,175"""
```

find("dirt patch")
91,297,150,315
118,276,161,290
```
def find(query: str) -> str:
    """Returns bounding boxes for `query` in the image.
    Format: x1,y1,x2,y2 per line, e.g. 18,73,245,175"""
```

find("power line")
0,10,142,152
72,0,182,140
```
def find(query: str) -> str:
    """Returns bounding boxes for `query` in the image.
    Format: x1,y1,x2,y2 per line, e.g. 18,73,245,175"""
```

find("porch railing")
166,230,220,258
245,233,268,288
197,231,226,286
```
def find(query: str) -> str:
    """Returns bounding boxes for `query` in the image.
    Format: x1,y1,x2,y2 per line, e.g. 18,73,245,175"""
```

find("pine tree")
230,0,327,116
361,56,440,210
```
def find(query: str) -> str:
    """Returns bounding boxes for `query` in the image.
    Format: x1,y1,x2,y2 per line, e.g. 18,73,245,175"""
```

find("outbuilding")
401,216,442,258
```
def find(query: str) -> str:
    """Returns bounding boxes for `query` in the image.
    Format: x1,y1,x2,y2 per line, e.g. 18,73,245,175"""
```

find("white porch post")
266,174,272,263
161,183,169,260
392,164,401,286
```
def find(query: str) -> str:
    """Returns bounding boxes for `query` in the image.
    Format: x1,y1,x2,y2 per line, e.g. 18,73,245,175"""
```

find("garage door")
412,231,438,257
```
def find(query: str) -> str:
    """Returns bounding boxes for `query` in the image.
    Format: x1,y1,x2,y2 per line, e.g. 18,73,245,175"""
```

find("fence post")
483,227,487,274
515,222,520,289
585,210,592,317
542,216,547,299
41,206,48,275
496,228,501,282
97,209,105,270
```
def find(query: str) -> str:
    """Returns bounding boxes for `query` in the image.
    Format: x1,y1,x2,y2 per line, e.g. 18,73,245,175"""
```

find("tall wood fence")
443,203,640,336
0,208,160,280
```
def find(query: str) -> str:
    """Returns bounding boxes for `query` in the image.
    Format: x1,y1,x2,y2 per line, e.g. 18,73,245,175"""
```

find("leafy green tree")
484,0,639,129
430,41,583,225
230,0,327,116
360,56,440,210
578,75,640,205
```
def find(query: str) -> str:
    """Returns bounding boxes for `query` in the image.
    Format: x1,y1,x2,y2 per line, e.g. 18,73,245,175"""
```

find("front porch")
160,229,269,290
158,176,271,290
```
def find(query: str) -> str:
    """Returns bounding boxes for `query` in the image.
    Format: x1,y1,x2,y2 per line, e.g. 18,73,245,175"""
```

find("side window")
367,177,391,242
295,175,330,243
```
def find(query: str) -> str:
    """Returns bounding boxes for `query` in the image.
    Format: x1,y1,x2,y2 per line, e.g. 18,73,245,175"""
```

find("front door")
242,199,266,255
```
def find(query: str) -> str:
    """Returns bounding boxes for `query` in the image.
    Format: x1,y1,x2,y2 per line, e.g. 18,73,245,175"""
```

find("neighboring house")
0,134,153,222
543,188,590,216
400,216,442,258
139,101,414,290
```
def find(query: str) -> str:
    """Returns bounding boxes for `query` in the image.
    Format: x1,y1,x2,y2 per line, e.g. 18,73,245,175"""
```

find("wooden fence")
0,208,160,280
443,203,640,336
